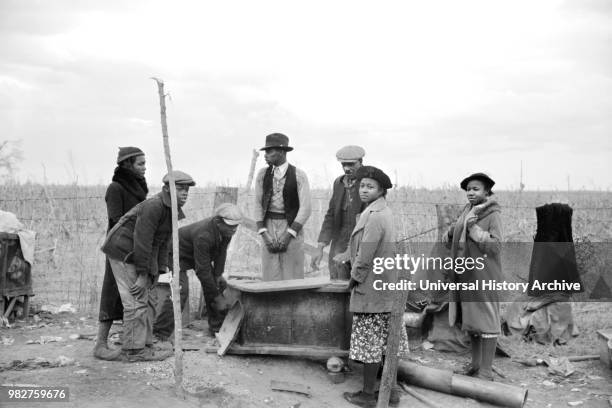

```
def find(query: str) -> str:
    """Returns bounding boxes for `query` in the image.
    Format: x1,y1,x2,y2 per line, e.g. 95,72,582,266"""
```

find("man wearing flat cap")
153,203,243,338
255,133,312,280
101,170,195,362
311,145,367,279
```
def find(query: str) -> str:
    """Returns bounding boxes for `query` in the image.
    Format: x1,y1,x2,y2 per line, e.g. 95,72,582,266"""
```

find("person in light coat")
335,166,408,407
444,172,503,381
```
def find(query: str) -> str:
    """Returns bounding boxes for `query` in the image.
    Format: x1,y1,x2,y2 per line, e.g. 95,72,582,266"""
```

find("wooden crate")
597,329,612,368
226,278,351,358
0,232,33,320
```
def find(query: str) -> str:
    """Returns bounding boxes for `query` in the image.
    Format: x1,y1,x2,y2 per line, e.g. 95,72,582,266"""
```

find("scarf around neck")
452,197,501,257
112,166,148,201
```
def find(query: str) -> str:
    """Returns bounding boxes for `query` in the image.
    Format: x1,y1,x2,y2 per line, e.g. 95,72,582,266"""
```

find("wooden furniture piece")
0,232,33,320
221,277,351,358
597,329,612,368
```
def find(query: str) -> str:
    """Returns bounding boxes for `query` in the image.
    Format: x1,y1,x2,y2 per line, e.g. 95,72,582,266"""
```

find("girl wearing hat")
444,173,503,381
335,166,409,407
94,147,147,360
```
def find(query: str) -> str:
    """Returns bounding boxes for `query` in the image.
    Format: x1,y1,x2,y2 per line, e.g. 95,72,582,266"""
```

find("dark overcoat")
102,190,184,279
99,168,147,322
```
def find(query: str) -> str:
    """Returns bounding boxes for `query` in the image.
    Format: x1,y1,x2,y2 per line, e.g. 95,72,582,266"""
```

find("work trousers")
262,218,305,281
108,258,155,350
153,270,228,338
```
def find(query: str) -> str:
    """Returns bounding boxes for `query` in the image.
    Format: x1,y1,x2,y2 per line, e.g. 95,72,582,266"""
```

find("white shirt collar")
273,161,289,179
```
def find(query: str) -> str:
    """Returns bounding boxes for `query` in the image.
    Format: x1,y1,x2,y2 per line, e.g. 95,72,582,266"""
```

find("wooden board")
228,276,332,293
205,343,349,359
270,380,312,396
215,301,244,356
316,280,350,293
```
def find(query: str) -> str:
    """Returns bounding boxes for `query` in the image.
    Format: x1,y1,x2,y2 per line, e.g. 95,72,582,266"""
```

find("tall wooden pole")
152,77,184,398
377,262,409,408
244,149,259,193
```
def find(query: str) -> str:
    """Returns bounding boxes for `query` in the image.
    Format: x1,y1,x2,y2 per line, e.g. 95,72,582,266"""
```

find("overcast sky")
1,0,610,189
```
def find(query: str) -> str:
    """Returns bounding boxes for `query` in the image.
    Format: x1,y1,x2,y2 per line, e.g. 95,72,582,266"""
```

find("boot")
477,337,497,381
93,321,122,361
455,334,481,376
93,343,122,361
125,348,173,362
343,362,380,408
343,391,376,408
94,320,112,347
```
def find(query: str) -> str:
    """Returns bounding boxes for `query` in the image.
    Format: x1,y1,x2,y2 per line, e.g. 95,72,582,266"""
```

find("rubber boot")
93,321,122,361
469,334,482,375
478,337,497,381
454,334,481,376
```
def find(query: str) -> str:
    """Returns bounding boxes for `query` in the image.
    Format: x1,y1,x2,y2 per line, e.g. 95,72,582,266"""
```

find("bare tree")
0,140,24,180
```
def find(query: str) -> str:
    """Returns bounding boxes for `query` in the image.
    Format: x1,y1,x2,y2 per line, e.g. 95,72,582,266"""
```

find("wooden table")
223,277,352,358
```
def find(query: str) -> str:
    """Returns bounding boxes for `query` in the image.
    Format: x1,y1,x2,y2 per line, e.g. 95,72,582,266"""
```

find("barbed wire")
3,195,612,211
397,226,440,242
0,191,217,202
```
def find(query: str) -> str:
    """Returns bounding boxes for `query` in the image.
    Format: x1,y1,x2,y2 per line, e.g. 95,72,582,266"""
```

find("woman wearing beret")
444,173,503,381
335,166,409,407
94,147,148,360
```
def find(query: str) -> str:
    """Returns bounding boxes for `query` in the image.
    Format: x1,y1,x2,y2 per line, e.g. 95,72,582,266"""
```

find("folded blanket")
0,210,36,265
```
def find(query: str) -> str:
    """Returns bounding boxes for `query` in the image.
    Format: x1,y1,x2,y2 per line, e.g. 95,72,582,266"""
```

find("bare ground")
1,311,611,408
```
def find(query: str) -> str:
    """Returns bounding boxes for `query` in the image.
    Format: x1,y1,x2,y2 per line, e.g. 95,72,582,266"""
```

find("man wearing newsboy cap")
254,133,312,280
101,170,194,362
311,145,367,279
153,203,243,338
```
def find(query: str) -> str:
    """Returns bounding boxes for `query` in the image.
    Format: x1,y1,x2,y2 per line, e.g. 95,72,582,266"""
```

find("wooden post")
213,186,239,209
435,204,463,241
377,259,410,408
244,149,259,192
152,77,184,398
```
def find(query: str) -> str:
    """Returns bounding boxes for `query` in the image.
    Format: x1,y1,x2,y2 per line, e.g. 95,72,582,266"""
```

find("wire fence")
1,184,612,313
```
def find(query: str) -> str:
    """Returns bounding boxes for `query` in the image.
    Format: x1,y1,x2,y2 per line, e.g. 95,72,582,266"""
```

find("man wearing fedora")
254,133,312,281
311,145,367,279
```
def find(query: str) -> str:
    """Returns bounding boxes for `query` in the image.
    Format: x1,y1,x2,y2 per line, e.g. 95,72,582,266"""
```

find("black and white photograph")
0,1,611,407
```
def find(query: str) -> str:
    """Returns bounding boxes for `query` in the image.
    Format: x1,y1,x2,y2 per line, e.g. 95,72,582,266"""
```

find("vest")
261,164,300,227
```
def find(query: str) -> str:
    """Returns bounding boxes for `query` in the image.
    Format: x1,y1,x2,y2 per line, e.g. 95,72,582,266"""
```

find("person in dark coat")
101,170,195,362
153,203,243,339
528,203,582,296
444,172,503,381
311,145,367,279
94,147,148,361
